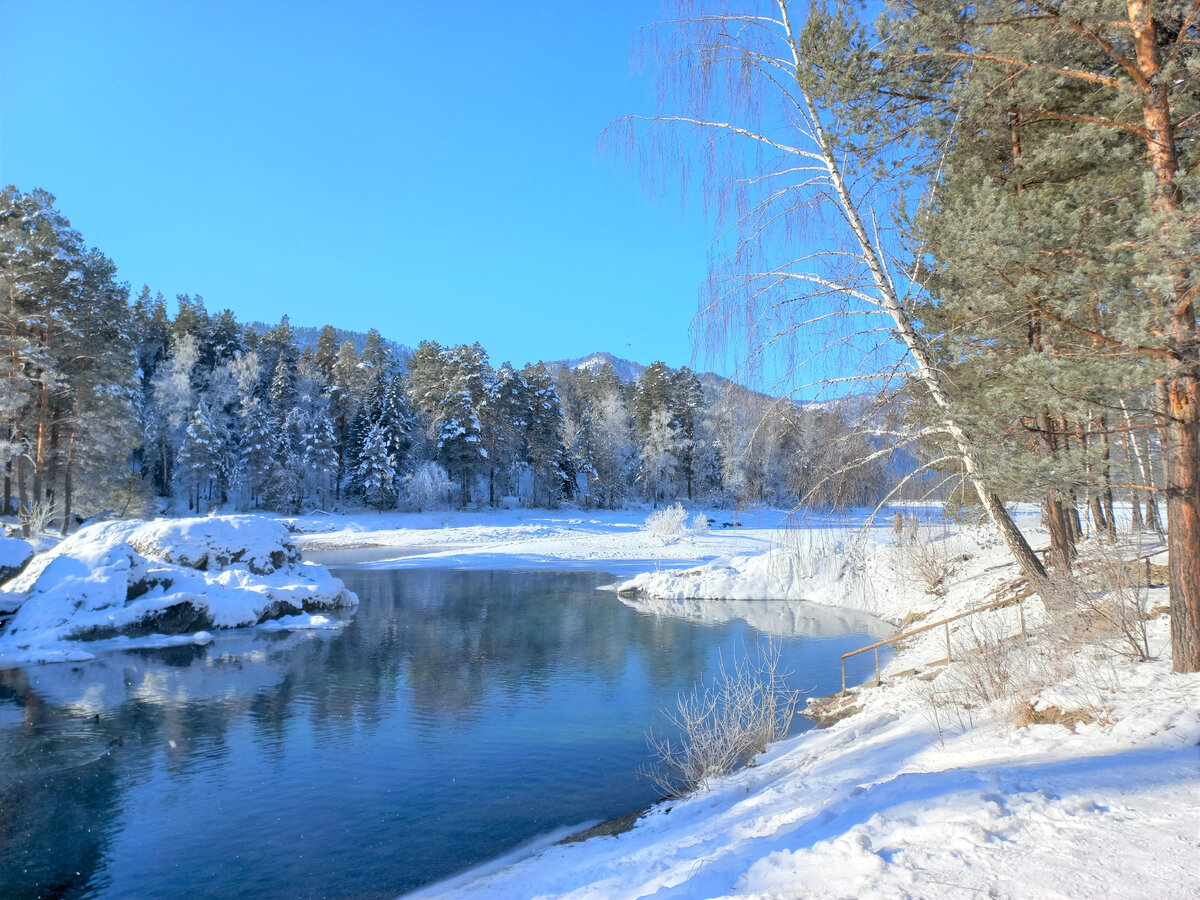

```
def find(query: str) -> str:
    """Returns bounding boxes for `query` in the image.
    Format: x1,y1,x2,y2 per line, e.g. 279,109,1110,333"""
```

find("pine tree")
673,367,706,501
357,422,397,512
522,362,567,507
437,389,485,508
262,431,303,514
239,397,275,507
892,0,1198,667
177,401,223,513
303,409,339,510
639,407,682,506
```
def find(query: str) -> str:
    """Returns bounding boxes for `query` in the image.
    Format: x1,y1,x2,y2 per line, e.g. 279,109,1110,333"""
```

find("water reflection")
0,568,888,899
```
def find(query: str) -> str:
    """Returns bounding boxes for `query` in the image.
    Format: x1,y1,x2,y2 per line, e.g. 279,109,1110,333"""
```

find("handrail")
840,584,1033,694
840,542,1166,694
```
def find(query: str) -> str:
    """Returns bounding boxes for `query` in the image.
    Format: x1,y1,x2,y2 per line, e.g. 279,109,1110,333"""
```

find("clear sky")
0,0,717,371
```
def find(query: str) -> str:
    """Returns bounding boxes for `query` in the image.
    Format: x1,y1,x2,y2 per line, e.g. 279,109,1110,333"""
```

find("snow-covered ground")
1,504,1195,897
295,506,1191,900
0,516,355,665
290,506,795,575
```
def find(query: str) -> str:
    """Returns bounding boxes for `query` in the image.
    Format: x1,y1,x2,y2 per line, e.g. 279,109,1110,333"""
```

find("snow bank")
408,514,1198,899
619,546,851,602
0,516,356,665
617,527,1008,627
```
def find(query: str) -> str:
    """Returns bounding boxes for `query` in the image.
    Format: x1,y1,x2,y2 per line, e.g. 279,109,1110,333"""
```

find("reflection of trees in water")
0,569,752,896
337,569,714,722
0,666,122,898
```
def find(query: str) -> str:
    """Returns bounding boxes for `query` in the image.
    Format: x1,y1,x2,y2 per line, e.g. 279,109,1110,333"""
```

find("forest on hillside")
0,185,899,528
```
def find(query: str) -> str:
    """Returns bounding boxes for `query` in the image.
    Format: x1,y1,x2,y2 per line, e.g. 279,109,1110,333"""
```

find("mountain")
555,351,647,383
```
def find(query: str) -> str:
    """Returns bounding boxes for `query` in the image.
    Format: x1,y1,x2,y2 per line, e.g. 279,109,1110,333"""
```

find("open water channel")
0,566,888,899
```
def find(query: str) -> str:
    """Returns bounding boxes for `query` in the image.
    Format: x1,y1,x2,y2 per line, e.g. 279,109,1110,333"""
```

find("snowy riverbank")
0,506,1195,897
318,506,1192,900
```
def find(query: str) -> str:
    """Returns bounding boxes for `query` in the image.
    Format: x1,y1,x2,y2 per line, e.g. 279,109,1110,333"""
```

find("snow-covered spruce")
0,515,356,664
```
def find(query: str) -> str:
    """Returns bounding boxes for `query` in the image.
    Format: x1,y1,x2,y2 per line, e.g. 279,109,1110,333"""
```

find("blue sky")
0,0,717,371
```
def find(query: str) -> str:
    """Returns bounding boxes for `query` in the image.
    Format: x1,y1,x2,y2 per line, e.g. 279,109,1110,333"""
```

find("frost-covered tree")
639,407,682,506
673,367,706,501
437,389,485,507
303,409,339,510
357,421,397,512
522,362,567,507
615,0,1049,582
405,460,449,512
239,397,275,507
261,432,304,514
177,401,224,513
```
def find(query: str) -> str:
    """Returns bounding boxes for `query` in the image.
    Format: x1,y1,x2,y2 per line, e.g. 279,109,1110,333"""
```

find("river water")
0,567,887,899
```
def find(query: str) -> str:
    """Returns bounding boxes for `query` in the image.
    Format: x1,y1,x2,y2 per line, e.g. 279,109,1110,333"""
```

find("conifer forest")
0,1,1196,669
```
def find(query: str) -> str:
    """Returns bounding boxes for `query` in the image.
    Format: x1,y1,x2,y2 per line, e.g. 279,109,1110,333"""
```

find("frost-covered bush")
645,639,800,797
406,462,450,512
644,503,689,540
689,513,710,536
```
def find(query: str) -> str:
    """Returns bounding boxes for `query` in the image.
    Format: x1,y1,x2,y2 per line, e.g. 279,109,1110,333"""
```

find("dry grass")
644,639,801,797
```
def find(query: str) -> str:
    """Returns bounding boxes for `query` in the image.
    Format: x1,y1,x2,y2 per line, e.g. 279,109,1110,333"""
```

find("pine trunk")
1129,0,1200,671
1162,375,1200,671
1037,412,1075,567
16,455,28,538
1099,417,1117,537
60,394,80,535
32,380,49,508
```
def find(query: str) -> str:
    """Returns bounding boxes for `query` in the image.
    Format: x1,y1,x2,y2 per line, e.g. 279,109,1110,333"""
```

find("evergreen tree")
672,367,706,501
891,0,1199,666
356,422,397,512
177,401,223,513
639,407,682,506
262,432,303,514
303,410,340,510
437,389,485,507
522,362,567,507
239,397,275,507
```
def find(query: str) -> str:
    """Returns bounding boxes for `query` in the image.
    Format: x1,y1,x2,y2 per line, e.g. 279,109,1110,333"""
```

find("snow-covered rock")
0,537,34,612
125,516,301,574
0,515,356,664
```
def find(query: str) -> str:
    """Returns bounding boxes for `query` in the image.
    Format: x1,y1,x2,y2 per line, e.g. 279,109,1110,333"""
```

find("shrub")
689,513,710,535
644,639,800,797
898,528,957,596
19,498,59,539
644,503,689,541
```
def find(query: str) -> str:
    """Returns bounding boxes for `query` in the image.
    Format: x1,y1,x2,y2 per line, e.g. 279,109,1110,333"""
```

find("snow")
0,536,33,571
0,515,356,665
1,504,1195,897
291,506,790,576
278,505,1196,900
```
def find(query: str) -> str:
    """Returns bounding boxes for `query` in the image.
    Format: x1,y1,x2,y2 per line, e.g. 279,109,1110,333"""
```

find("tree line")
0,183,899,529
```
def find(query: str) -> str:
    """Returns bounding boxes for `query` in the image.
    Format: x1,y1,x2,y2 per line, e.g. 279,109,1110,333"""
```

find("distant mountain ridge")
555,351,648,382
554,350,776,402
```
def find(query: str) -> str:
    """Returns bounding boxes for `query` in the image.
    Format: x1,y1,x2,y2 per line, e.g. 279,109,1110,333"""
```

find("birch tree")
613,0,1049,581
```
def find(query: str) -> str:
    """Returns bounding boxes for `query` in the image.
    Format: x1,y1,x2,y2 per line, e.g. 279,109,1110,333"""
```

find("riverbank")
2,505,1195,898
344,507,1196,900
